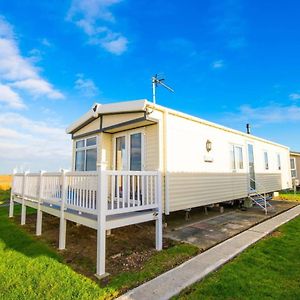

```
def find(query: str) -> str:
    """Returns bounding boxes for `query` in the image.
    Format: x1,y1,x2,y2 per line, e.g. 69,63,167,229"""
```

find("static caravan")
290,151,300,186
10,98,292,277
66,99,292,214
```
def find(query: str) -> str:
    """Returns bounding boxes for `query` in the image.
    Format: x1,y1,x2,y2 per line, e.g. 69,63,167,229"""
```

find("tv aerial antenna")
152,74,174,104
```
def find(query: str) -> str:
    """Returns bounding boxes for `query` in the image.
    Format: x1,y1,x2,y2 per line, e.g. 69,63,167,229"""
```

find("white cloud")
67,0,128,55
0,83,25,109
75,74,99,97
100,35,128,55
289,93,300,100
41,38,52,47
67,0,121,23
11,78,64,99
224,104,300,125
0,16,64,105
0,112,71,173
0,38,38,81
212,60,224,69
0,15,14,39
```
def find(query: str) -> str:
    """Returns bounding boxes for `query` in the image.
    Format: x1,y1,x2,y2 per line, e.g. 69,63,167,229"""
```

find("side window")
264,151,269,170
75,137,97,171
230,145,244,170
277,153,281,170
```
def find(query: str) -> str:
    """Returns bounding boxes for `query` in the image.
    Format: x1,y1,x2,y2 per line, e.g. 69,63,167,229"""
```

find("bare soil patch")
16,212,178,280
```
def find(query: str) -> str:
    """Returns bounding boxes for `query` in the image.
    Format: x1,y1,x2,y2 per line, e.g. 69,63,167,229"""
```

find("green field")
0,189,10,205
0,206,198,299
175,214,300,299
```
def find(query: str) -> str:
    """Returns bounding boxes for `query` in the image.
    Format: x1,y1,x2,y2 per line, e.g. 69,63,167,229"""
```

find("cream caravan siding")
100,133,112,169
144,124,159,170
255,173,282,193
168,173,248,211
165,112,291,212
73,118,100,137
102,112,144,129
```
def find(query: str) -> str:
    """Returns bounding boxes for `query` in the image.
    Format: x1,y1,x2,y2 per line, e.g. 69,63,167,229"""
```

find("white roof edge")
66,99,289,150
291,151,300,156
66,104,99,134
66,99,147,134
145,101,290,150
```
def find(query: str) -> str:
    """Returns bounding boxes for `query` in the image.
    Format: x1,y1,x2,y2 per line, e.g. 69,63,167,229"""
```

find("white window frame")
291,157,297,178
112,128,145,171
74,135,98,171
263,151,269,170
230,144,244,172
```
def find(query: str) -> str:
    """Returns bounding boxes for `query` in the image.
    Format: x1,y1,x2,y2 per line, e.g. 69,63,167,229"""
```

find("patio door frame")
246,142,256,191
112,128,145,171
112,129,145,204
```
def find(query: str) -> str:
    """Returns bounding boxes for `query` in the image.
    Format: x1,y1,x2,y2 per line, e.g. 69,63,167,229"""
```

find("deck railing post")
59,170,67,250
9,170,16,218
96,163,108,278
21,171,28,225
36,171,44,236
155,171,163,251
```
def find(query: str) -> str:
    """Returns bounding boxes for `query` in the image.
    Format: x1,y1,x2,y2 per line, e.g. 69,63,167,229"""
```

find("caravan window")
264,151,269,170
230,145,244,170
277,154,281,170
75,136,97,171
291,158,297,178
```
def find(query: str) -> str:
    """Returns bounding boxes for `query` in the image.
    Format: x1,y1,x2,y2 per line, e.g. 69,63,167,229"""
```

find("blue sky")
0,0,300,173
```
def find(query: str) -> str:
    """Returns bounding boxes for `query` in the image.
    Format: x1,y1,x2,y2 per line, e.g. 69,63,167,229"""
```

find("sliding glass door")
113,131,144,201
247,144,256,190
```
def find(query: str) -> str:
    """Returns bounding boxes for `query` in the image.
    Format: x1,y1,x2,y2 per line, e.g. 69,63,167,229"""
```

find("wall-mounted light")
206,140,212,152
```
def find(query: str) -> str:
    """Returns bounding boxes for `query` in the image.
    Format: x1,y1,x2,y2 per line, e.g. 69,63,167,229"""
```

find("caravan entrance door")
114,131,143,171
247,144,256,190
113,131,144,201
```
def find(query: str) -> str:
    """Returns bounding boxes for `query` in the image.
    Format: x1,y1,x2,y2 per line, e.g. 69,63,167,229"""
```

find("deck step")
248,192,273,213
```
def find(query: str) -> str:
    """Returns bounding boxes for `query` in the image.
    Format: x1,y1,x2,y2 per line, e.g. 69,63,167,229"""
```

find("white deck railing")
11,170,161,216
106,170,159,215
10,168,162,278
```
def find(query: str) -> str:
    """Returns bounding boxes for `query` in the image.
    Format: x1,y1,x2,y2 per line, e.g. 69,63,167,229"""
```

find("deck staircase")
248,191,273,214
248,178,274,214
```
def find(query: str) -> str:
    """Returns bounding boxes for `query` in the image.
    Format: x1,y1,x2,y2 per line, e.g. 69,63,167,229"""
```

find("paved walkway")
165,200,295,250
118,205,300,300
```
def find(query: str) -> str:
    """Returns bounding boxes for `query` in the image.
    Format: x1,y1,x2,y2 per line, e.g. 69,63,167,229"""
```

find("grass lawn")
0,188,10,205
0,206,198,300
175,215,300,300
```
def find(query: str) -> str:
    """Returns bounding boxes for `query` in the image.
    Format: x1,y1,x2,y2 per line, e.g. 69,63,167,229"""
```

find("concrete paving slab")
165,200,295,250
118,205,300,300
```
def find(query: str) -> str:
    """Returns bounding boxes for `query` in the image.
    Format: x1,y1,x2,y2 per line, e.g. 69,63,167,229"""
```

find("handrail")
249,177,268,214
249,177,267,198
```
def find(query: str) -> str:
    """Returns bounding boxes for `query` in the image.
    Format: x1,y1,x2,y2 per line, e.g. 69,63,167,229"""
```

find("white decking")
9,168,163,278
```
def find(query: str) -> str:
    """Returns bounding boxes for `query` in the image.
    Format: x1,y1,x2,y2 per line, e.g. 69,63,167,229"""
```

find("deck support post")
9,194,14,218
96,164,108,278
36,171,44,236
155,171,163,251
59,170,67,250
9,171,16,218
21,172,28,225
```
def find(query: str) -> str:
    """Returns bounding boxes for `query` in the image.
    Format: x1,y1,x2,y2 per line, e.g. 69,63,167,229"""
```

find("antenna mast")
152,74,174,104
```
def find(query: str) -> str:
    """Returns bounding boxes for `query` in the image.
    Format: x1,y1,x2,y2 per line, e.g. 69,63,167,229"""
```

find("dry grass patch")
0,175,12,190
